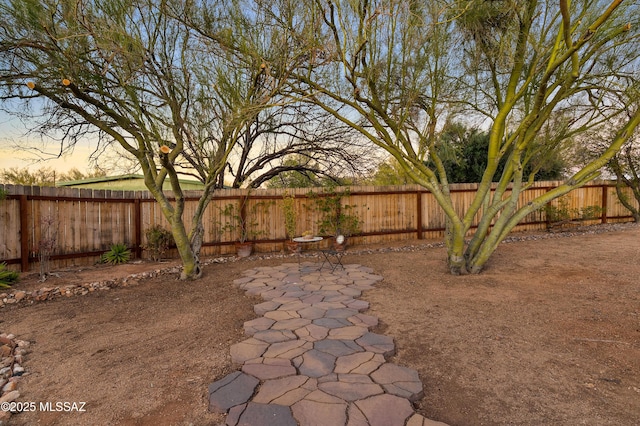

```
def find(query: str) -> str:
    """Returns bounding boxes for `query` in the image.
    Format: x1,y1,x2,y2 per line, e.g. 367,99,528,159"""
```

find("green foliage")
282,192,297,240
366,158,412,186
429,124,565,183
544,197,573,223
101,243,131,265
545,197,603,224
143,225,174,261
216,198,274,243
0,187,7,201
308,187,362,237
579,205,603,221
0,262,19,289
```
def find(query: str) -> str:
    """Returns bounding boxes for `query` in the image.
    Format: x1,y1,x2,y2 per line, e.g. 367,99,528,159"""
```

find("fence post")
134,198,142,259
416,191,423,239
19,195,29,272
601,184,608,224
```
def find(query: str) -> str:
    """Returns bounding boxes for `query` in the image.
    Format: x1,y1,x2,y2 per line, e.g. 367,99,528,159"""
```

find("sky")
0,110,96,174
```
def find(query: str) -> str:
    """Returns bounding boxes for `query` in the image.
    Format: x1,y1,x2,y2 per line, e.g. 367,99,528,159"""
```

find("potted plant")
282,192,300,253
217,196,273,257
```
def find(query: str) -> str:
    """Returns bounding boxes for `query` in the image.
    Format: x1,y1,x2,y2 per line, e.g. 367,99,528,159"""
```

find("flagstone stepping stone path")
208,262,449,426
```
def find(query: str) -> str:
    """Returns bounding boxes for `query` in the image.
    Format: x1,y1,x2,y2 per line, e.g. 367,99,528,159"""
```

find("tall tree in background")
179,0,376,189
221,103,373,188
366,157,413,186
431,123,565,183
250,0,640,273
0,0,282,279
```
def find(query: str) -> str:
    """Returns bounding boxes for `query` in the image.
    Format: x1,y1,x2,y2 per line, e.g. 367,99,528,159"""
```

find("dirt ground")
1,224,639,426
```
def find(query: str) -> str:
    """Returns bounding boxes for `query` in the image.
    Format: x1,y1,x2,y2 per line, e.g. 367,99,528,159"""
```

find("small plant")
0,262,19,289
101,243,131,265
545,196,604,228
282,192,297,241
579,205,603,220
544,196,573,224
216,196,274,243
309,186,363,237
38,215,58,281
0,187,7,202
143,225,174,261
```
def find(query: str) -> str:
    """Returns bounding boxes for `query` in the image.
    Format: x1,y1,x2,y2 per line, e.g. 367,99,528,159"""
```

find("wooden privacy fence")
0,181,636,272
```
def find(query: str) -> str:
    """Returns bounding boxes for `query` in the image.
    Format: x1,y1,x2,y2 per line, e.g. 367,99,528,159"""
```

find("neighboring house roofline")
57,174,204,187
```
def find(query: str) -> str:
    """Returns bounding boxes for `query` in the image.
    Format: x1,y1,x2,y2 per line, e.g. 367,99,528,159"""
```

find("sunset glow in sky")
0,110,94,173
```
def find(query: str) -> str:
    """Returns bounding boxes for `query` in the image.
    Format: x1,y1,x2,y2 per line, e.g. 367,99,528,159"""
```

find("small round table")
292,237,323,270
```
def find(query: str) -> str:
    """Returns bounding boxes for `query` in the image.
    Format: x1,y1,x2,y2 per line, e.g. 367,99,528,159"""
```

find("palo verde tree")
0,0,281,279
248,0,640,273
574,114,640,222
609,125,640,222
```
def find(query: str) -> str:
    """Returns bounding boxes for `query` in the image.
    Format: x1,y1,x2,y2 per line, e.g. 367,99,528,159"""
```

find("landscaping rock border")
0,332,30,423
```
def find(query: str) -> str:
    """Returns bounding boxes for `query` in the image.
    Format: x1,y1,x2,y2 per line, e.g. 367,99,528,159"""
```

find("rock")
353,394,414,426
2,380,17,392
0,390,19,403
242,358,297,380
208,371,259,414
233,402,297,426
13,291,26,302
291,398,348,426
0,358,12,369
0,345,11,358
318,376,383,402
370,363,424,402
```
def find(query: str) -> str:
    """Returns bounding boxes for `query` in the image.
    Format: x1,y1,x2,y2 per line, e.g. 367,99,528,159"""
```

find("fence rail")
0,181,636,272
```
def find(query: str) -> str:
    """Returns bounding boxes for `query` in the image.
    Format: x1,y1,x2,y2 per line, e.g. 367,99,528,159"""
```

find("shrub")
143,225,174,261
580,205,603,220
282,192,297,240
0,262,19,289
545,197,603,225
308,187,363,237
38,215,58,281
101,243,131,265
544,197,573,223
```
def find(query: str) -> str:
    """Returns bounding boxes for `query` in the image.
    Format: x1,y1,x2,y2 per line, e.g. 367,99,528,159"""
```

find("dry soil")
2,223,639,425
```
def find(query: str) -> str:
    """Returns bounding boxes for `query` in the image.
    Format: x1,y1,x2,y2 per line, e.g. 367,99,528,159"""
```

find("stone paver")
208,371,260,413
208,262,448,426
